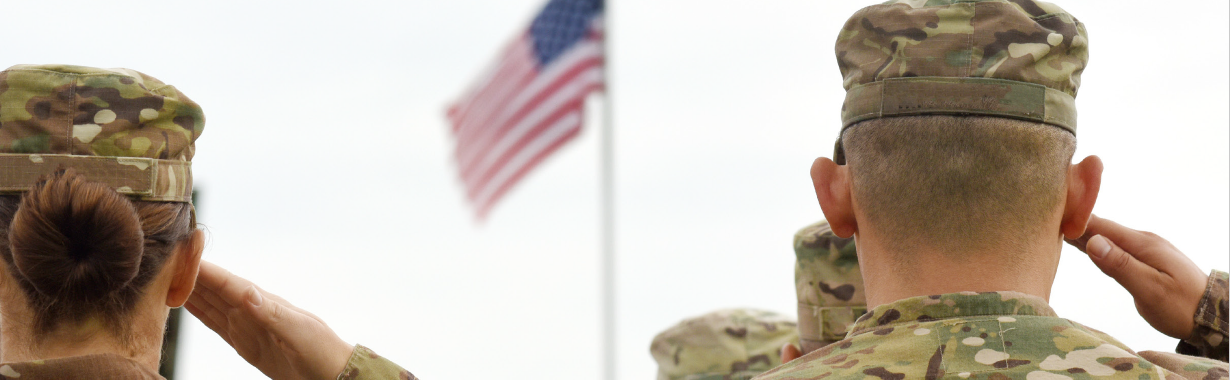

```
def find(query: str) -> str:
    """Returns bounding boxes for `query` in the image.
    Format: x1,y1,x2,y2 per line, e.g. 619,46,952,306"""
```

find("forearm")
1176,270,1229,362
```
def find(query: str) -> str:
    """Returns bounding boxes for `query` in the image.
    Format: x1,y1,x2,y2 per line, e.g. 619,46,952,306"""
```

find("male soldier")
780,219,1227,370
650,308,799,380
788,220,867,357
755,1,1229,379
652,221,869,378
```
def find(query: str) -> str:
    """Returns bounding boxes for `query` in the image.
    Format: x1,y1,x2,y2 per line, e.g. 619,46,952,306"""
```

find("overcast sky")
3,1,1227,379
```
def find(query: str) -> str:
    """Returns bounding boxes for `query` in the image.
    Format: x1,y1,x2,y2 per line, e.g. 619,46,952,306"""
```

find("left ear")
1060,155,1103,240
166,229,205,308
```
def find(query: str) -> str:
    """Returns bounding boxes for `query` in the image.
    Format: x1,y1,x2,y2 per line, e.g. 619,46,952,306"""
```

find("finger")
187,295,231,334
194,260,237,291
185,296,223,330
1085,234,1164,297
1081,215,1199,275
261,289,299,309
196,261,259,308
226,306,276,364
192,282,239,317
242,286,318,347
781,343,802,364
1064,235,1091,253
1081,215,1161,259
249,287,326,325
187,287,246,348
185,297,234,347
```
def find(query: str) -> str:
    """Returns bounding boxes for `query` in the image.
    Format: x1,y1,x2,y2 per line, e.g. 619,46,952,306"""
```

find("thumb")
1085,235,1159,297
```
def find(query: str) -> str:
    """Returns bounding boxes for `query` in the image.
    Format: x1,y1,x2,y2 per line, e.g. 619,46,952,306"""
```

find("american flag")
447,0,605,218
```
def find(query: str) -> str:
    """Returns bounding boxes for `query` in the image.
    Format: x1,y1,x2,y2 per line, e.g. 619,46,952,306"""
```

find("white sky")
2,1,1227,379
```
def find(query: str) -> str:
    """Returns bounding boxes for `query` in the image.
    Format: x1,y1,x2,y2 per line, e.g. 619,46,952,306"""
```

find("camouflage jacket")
0,354,163,380
755,290,1229,380
337,345,418,380
1178,270,1229,361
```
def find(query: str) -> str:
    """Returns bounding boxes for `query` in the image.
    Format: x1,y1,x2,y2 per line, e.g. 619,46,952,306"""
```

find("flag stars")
530,0,601,65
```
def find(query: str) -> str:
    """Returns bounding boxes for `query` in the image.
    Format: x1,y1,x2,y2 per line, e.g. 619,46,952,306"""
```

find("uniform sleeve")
1176,270,1228,362
1138,350,1228,379
335,345,418,380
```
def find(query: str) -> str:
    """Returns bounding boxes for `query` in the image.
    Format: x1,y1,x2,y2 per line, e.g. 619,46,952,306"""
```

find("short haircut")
842,115,1076,259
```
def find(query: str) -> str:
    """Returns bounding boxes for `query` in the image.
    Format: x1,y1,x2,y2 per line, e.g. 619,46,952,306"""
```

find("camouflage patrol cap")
833,0,1088,164
794,220,866,352
650,308,798,380
0,64,203,203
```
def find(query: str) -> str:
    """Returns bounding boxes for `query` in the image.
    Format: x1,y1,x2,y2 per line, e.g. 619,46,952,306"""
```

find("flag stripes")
448,16,604,218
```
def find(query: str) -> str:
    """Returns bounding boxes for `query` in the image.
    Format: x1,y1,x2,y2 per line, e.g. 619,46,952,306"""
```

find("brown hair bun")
7,169,144,301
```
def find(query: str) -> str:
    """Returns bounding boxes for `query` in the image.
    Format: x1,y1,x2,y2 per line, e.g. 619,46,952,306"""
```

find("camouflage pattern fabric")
754,291,1230,380
0,64,203,202
651,309,799,380
1138,351,1228,380
832,0,1087,164
1178,270,1229,361
794,220,867,353
0,354,164,379
337,345,418,380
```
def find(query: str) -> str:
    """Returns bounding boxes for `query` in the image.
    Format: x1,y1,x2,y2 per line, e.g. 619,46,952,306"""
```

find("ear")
166,229,205,308
781,343,802,364
811,157,857,238
1060,155,1103,240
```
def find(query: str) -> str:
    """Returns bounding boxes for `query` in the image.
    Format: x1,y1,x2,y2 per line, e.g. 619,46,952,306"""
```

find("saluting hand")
185,261,355,380
1065,214,1210,340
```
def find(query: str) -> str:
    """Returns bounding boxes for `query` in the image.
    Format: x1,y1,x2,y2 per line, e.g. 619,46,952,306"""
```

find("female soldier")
0,64,206,378
0,64,410,380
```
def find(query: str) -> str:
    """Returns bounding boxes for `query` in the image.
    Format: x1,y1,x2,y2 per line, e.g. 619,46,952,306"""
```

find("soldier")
650,220,867,379
0,64,206,379
650,308,799,380
0,64,413,380
756,1,1229,379
784,220,867,362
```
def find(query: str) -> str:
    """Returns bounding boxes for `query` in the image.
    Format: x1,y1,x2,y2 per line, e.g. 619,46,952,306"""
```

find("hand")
1065,214,1209,339
185,261,355,380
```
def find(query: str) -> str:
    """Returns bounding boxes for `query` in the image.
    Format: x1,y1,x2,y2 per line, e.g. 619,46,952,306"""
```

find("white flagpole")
599,7,616,380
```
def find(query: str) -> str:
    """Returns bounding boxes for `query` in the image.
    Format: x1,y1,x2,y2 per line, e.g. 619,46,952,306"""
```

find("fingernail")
1088,235,1111,259
247,287,263,307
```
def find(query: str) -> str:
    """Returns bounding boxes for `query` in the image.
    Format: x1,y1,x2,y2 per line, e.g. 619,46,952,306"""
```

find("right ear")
810,157,857,238
781,343,802,364
165,229,205,308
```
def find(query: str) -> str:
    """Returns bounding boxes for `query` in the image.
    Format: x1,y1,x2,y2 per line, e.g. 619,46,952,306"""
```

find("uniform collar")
0,354,164,380
848,291,1057,337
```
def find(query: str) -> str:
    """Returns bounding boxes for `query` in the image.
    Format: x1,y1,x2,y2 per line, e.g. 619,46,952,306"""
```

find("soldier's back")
756,292,1227,380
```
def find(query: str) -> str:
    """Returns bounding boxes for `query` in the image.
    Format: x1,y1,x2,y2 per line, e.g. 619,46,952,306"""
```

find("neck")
854,228,1062,309
0,306,168,371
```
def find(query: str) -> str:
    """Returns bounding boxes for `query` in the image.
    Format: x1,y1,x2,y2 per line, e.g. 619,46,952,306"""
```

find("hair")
842,115,1076,259
0,169,194,339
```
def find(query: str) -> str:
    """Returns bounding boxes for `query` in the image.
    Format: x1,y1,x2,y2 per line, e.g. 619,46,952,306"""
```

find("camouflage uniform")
338,345,419,380
794,220,867,352
758,291,1229,379
1178,270,1229,362
0,354,163,380
0,65,413,380
651,309,800,380
756,1,1229,378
